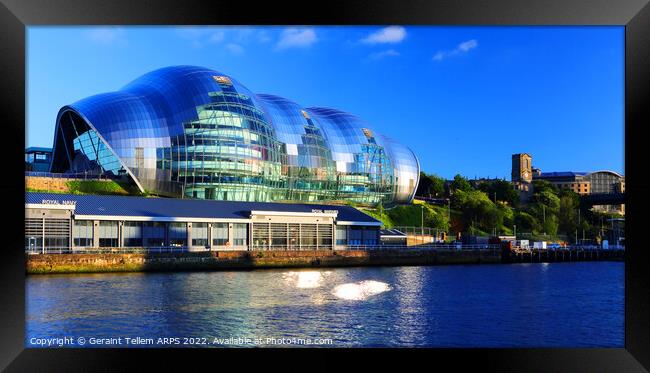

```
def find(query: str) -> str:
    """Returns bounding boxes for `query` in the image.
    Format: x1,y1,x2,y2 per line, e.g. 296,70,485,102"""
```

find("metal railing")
393,226,446,237
25,246,193,255
25,243,502,254
25,171,118,180
348,244,499,251
511,245,625,252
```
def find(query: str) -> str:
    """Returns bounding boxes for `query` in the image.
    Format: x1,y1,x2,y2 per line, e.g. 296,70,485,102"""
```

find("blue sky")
27,26,624,179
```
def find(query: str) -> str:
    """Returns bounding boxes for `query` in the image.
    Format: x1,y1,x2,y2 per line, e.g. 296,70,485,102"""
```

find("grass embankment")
66,180,142,195
360,199,521,241
361,200,456,229
27,180,147,196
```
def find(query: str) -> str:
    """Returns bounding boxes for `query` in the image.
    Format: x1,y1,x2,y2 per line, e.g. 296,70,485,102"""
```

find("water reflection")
332,280,391,301
282,271,332,289
26,263,624,347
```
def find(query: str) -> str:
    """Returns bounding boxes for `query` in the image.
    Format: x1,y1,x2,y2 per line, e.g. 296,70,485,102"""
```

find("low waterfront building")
25,192,381,253
379,229,407,246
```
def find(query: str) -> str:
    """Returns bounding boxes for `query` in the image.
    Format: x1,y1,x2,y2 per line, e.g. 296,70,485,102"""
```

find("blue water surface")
26,262,624,347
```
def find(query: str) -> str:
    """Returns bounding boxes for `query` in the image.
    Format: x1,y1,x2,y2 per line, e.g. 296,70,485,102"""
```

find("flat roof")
25,192,380,224
380,229,407,237
25,147,53,153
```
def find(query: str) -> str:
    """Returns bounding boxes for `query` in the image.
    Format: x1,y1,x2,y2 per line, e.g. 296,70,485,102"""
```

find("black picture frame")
1,0,649,371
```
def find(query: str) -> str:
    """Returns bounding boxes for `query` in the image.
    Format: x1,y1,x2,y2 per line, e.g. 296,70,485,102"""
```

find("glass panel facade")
252,223,269,249
98,221,118,247
270,223,287,248
336,226,347,246
318,224,333,248
123,221,143,247
192,222,208,247
51,66,419,205
73,220,93,247
300,224,317,249
143,222,166,247
25,218,70,250
584,171,623,194
212,223,229,246
168,222,187,246
233,223,247,246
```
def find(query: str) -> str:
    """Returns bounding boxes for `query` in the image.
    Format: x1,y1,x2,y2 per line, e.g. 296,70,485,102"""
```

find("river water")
26,262,623,347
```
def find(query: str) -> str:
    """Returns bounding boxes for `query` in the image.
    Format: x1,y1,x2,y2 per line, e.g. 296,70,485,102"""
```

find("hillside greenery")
366,172,622,243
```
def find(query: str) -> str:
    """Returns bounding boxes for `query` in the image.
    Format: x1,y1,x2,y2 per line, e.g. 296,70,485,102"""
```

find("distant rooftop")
535,171,589,178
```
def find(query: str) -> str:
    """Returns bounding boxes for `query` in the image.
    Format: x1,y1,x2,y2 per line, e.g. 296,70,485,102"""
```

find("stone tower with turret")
512,153,533,202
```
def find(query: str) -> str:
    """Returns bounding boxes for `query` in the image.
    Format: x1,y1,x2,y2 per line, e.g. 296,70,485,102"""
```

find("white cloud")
368,49,400,60
226,43,245,55
209,31,226,43
176,27,225,48
276,28,318,50
458,39,478,52
361,26,406,44
433,39,478,61
84,27,127,45
257,30,272,43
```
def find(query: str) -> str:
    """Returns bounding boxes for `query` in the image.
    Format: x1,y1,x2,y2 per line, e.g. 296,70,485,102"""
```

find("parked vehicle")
533,241,547,249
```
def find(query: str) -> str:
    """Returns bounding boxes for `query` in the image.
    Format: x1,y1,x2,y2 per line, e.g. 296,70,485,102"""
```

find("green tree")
542,214,559,237
527,183,560,237
514,210,541,233
532,179,558,195
558,191,580,237
452,189,501,234
500,203,515,229
450,174,473,193
477,179,520,207
416,172,446,198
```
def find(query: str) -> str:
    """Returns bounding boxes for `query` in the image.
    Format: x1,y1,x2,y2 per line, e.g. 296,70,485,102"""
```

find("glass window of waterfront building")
168,222,187,246
73,220,93,247
348,227,363,246
25,218,43,251
212,223,228,246
336,226,347,246
233,223,247,246
143,222,165,247
26,218,70,250
192,223,208,247
318,224,333,248
271,223,287,248
98,221,119,247
252,223,268,249
301,224,317,249
288,223,300,249
123,221,143,247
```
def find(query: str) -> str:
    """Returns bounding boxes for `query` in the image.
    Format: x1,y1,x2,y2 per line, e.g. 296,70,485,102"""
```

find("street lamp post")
421,205,424,244
514,224,517,239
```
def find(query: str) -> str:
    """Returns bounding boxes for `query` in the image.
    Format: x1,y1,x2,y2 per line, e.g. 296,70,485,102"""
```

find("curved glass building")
50,65,419,205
